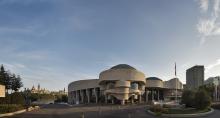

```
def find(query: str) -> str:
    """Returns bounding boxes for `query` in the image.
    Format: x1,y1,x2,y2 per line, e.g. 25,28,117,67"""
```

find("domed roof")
146,77,162,81
110,64,136,70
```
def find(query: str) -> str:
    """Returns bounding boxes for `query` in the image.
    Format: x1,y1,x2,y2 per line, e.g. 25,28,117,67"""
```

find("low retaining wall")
147,108,214,117
0,106,40,117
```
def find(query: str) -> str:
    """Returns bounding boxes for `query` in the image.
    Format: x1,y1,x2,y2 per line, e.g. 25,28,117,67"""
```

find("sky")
0,0,220,91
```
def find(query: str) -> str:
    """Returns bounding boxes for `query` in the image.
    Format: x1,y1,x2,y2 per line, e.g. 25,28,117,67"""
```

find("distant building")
163,78,183,101
0,84,5,97
205,76,220,101
30,84,50,94
51,88,67,95
205,76,220,86
186,65,204,90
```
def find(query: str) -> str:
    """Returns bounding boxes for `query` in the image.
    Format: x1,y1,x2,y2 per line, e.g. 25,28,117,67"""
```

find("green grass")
0,104,25,114
162,108,211,114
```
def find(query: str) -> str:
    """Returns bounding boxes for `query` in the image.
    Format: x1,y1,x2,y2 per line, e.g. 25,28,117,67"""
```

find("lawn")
162,108,211,114
0,104,25,114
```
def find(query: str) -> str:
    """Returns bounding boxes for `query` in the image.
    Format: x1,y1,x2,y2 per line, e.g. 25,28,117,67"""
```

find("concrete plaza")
7,104,220,118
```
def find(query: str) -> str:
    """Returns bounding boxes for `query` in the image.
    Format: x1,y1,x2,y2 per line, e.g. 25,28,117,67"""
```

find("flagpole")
175,62,177,103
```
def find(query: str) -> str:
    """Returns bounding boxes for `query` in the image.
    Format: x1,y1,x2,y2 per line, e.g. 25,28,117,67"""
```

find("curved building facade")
68,64,183,105
99,64,145,104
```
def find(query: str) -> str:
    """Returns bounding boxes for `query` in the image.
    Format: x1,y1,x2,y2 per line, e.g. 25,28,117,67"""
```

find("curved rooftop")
110,64,136,70
68,79,99,91
146,77,162,81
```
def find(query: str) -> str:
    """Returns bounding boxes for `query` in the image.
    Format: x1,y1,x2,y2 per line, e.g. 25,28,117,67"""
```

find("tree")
181,90,195,107
199,84,215,100
11,75,23,92
0,65,12,94
194,89,211,110
5,71,12,93
61,95,68,103
0,65,6,85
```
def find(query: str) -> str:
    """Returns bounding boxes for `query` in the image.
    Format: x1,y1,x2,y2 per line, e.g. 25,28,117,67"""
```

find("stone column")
76,90,79,104
73,91,76,104
131,95,134,104
145,90,149,102
157,90,160,101
80,90,84,104
121,100,125,105
151,90,154,101
105,94,108,104
86,89,90,104
93,88,98,103
111,97,114,104
139,94,142,103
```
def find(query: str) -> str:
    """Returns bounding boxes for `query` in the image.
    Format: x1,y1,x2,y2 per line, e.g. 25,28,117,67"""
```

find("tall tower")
38,84,40,91
186,65,204,89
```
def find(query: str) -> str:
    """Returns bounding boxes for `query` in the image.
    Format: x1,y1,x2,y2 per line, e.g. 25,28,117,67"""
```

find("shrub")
181,90,195,107
194,89,211,110
149,105,166,113
0,92,25,105
10,92,25,104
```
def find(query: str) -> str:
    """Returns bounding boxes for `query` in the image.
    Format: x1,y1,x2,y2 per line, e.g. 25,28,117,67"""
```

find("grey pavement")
5,104,220,118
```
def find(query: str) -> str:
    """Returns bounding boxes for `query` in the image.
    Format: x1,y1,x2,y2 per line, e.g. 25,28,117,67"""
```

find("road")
6,104,220,118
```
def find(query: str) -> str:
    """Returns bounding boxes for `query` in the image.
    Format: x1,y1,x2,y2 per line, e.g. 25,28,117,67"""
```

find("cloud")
199,0,209,12
14,51,48,61
205,58,220,73
0,62,26,74
197,0,220,44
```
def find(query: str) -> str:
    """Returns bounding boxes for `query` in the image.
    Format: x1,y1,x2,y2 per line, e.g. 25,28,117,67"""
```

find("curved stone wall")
98,66,146,104
164,78,183,89
99,69,146,84
146,79,163,88
68,79,99,92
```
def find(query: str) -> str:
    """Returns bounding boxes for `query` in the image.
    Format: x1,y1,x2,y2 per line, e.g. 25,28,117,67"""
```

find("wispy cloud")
197,0,220,44
205,58,220,73
199,0,209,12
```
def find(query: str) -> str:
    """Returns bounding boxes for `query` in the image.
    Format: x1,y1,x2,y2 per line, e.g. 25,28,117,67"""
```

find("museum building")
68,64,183,105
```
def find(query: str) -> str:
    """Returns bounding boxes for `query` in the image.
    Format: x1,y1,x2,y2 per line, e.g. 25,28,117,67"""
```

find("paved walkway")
6,104,220,118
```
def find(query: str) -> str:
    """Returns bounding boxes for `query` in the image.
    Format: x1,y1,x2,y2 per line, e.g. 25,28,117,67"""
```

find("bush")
149,105,167,114
194,89,211,110
11,92,25,104
0,92,25,105
181,90,195,107
0,104,25,114
54,95,68,103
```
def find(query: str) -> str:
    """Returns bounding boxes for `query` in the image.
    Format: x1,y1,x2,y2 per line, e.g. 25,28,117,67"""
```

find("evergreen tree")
11,74,17,92
4,71,12,93
0,65,13,93
0,65,6,85
12,75,23,92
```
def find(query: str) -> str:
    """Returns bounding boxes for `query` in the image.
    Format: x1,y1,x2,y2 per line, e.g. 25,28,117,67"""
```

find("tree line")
0,65,23,94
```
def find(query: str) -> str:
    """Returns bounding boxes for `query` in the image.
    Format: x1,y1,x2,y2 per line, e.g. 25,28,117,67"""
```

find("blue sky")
0,0,220,91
